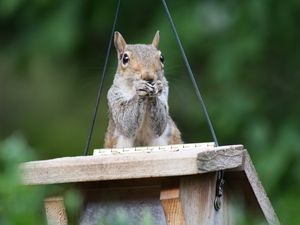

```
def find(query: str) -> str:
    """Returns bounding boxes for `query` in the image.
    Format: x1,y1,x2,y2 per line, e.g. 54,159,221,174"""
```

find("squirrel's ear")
152,31,160,48
114,31,126,53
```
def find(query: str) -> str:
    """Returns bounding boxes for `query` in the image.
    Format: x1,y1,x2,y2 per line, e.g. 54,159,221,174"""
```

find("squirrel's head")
114,31,164,82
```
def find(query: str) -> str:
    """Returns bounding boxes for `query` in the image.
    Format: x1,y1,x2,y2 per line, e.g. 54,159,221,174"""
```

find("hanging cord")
161,0,218,146
83,0,121,156
161,0,224,211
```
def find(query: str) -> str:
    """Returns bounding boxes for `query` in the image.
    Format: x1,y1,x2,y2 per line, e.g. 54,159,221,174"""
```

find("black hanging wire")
160,0,224,211
83,0,121,156
161,0,218,147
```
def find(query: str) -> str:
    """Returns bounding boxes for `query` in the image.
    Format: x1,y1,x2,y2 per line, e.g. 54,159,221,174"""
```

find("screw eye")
122,53,129,64
160,54,164,63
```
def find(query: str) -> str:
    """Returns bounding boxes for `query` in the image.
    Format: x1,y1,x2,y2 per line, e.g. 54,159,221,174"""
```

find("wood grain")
197,145,245,173
44,196,68,225
243,152,281,225
160,187,185,225
20,144,244,185
180,174,231,225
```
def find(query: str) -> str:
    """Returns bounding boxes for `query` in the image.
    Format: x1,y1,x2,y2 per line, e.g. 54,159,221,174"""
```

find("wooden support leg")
160,184,186,225
44,196,68,225
180,174,231,225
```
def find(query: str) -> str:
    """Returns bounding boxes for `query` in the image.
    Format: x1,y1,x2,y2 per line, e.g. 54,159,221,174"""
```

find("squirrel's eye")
160,54,164,63
122,53,129,64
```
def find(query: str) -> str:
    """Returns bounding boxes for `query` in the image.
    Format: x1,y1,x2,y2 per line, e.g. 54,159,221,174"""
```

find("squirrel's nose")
141,72,155,83
146,79,154,84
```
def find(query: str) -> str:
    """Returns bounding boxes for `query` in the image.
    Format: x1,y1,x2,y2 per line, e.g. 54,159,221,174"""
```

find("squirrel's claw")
135,81,153,97
135,80,163,97
152,80,163,96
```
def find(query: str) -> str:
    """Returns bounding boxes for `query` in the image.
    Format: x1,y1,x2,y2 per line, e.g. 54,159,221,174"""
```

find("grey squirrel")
104,31,182,148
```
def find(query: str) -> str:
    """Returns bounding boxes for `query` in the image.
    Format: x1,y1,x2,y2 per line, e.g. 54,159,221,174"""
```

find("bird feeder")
21,143,280,225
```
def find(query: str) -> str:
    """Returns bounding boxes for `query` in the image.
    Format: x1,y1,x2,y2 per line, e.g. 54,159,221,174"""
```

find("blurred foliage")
0,134,46,225
0,0,299,224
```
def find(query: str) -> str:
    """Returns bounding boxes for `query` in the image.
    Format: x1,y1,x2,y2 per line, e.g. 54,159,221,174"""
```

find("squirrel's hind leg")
116,135,134,148
168,120,183,145
148,123,171,146
148,119,183,146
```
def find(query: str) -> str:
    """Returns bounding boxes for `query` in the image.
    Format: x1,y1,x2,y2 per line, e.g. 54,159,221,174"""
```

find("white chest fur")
111,75,170,147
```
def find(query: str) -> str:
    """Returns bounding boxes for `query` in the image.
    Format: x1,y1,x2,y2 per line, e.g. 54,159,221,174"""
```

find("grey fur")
105,38,182,147
107,74,168,139
148,97,168,137
108,82,146,138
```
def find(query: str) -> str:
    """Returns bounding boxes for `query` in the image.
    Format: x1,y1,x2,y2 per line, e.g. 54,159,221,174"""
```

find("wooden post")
180,174,231,225
160,184,185,225
44,196,68,225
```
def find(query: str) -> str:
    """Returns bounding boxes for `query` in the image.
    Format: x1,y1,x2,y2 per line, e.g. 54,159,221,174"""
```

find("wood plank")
225,171,265,218
160,187,185,225
20,145,244,185
243,152,281,225
44,196,68,225
94,142,215,155
180,174,231,225
160,188,180,200
197,146,245,173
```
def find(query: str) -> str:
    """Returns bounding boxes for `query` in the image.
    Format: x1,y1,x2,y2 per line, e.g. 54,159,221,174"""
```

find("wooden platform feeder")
21,143,280,225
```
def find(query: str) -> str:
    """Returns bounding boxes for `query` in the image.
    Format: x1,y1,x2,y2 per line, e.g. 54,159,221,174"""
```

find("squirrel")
104,31,182,148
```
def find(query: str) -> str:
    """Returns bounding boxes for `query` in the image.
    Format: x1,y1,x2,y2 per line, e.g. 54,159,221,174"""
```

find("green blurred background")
0,0,299,224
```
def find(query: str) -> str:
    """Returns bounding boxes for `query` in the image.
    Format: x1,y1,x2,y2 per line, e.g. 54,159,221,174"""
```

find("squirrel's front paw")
152,80,163,96
135,80,154,97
